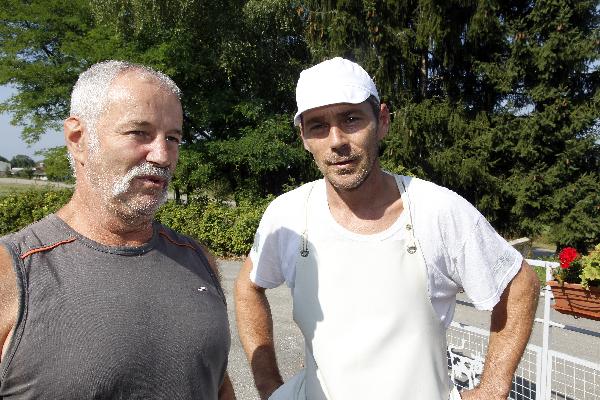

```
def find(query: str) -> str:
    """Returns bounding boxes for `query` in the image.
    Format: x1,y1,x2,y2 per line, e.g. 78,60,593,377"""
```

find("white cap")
294,57,379,126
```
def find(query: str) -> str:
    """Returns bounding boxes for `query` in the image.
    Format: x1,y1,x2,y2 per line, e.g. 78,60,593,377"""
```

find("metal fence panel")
447,322,600,400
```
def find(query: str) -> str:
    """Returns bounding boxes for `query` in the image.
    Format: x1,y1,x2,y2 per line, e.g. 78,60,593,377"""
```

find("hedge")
155,197,270,257
0,189,270,257
0,189,73,235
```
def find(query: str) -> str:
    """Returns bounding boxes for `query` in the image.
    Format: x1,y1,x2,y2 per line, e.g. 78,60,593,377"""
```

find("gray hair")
70,60,182,131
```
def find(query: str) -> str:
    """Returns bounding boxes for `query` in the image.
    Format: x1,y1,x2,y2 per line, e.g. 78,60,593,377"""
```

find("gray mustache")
128,163,172,181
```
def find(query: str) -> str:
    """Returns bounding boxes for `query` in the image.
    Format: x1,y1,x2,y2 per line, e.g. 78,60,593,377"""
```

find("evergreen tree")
302,0,599,250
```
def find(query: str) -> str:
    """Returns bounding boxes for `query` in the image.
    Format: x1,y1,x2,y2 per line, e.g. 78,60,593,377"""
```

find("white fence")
446,259,600,399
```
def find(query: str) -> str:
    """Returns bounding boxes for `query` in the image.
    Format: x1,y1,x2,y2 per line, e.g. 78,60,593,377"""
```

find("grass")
0,178,69,196
0,184,45,196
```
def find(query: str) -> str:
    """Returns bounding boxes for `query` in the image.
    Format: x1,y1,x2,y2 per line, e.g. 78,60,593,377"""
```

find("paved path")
219,259,600,399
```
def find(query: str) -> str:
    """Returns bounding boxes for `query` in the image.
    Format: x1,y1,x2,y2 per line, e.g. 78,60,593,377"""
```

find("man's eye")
129,130,147,137
309,123,326,132
167,135,181,144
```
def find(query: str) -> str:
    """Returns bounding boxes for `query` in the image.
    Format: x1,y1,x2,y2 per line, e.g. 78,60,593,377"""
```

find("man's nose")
329,125,349,150
146,137,171,167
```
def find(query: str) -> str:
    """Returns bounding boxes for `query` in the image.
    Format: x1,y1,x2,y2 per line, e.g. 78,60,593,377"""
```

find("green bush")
0,189,271,257
0,189,73,236
156,197,271,257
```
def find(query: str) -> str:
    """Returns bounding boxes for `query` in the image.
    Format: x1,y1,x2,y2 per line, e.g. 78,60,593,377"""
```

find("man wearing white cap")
235,57,539,399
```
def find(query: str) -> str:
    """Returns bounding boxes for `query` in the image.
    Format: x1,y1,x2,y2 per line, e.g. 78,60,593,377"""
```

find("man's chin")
325,169,370,191
327,176,363,191
110,191,168,218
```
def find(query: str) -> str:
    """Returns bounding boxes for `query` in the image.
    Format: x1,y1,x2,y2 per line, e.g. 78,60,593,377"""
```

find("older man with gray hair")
0,61,234,399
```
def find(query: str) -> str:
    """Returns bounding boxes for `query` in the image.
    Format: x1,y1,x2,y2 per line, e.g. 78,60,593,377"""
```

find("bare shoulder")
0,244,19,359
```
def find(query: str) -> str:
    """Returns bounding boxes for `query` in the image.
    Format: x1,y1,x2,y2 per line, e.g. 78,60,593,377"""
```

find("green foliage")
156,197,271,257
549,173,600,252
1,0,311,199
0,155,8,163
0,189,72,235
2,0,598,252
533,266,547,288
0,189,268,257
0,0,133,142
10,154,35,168
580,244,600,289
41,146,74,183
204,114,318,197
304,0,600,249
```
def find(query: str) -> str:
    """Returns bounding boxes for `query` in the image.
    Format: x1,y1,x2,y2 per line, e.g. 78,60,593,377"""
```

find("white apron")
270,177,460,400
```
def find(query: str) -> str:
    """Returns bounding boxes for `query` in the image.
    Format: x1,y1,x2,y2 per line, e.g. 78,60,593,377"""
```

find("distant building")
33,162,47,180
0,161,10,176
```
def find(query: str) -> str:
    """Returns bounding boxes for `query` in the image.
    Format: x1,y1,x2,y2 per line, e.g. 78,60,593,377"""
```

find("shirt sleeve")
248,200,287,289
448,201,523,311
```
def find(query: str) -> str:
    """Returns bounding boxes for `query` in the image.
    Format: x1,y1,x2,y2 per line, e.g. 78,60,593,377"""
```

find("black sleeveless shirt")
0,214,230,399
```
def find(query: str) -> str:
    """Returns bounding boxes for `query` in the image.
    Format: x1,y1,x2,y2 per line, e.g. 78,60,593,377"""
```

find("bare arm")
234,257,283,400
461,260,540,399
0,245,18,362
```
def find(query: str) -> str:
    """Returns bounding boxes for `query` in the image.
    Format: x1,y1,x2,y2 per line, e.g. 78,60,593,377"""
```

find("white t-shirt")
249,174,523,327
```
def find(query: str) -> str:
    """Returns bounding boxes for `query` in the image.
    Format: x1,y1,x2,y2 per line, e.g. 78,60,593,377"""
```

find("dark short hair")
365,95,381,120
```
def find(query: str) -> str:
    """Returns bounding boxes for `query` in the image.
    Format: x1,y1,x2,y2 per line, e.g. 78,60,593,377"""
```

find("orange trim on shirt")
159,230,196,251
19,237,77,260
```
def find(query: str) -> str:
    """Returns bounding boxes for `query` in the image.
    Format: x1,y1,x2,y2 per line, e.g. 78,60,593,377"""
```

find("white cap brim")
294,57,379,126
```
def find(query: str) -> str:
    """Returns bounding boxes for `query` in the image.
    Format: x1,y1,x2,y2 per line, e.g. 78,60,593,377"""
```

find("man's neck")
325,168,403,234
57,190,154,247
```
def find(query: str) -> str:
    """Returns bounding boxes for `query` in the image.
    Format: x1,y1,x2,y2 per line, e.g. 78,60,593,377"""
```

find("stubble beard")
317,148,376,191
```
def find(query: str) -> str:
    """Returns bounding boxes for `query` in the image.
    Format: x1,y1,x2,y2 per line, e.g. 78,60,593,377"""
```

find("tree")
42,146,73,183
2,0,311,198
10,154,35,168
0,0,133,143
0,155,8,163
91,0,313,197
302,0,600,250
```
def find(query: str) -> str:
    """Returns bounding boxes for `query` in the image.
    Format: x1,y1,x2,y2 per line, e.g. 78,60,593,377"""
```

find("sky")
0,85,65,162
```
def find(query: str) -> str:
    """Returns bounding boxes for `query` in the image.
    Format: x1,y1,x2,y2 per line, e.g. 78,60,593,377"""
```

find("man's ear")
64,117,87,165
377,103,391,141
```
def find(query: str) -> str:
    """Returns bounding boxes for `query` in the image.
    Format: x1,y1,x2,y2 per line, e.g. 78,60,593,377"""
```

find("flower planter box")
547,281,600,321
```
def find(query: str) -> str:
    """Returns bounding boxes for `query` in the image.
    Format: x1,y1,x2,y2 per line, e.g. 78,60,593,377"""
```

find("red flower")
558,247,579,269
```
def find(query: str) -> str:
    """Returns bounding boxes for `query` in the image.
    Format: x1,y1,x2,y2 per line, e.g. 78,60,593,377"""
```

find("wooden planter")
547,281,600,321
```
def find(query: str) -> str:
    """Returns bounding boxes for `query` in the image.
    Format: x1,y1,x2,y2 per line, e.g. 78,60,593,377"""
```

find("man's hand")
235,258,284,400
461,261,540,399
